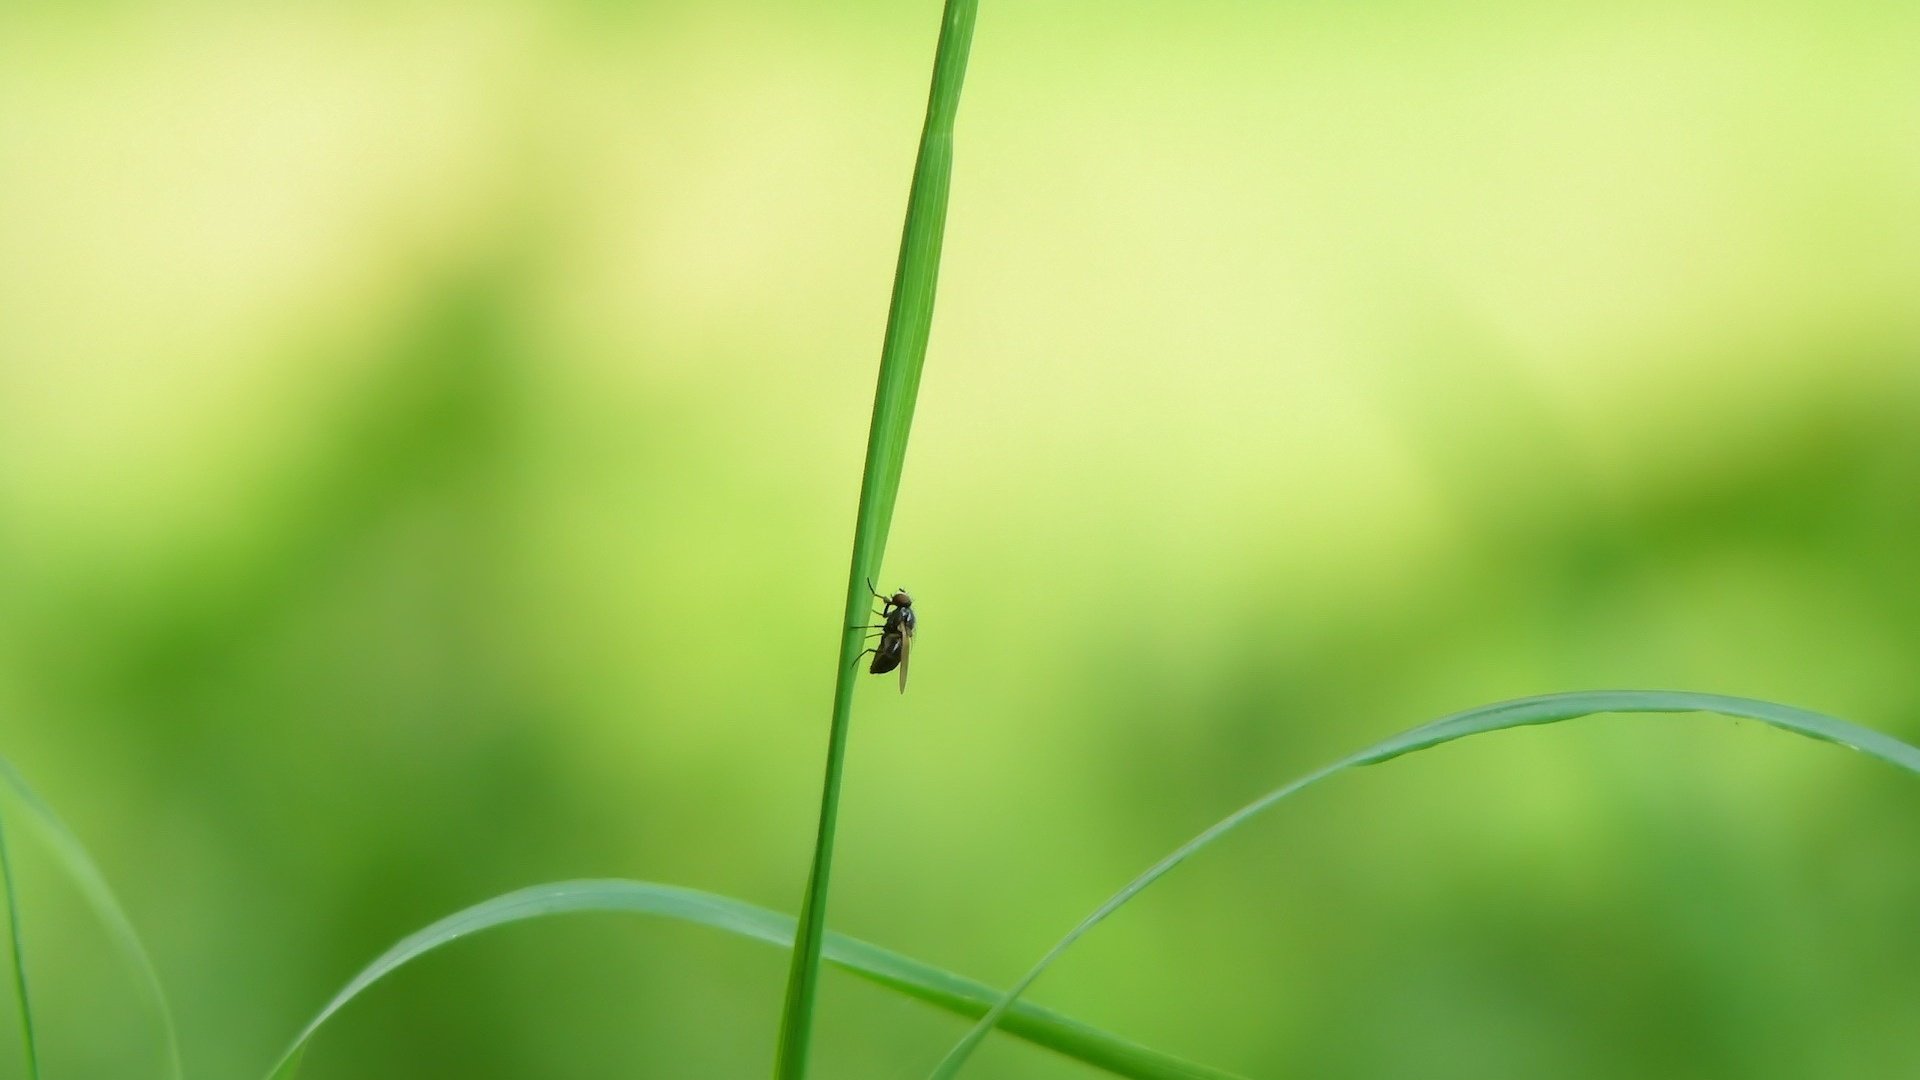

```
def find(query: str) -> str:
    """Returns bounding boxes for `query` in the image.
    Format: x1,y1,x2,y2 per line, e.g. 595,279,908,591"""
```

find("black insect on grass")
853,580,916,692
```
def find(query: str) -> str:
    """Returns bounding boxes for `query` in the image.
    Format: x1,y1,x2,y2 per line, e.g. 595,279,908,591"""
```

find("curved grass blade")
932,691,1920,1077
778,1,981,1078
0,810,40,1079
0,758,183,1080
265,879,1245,1080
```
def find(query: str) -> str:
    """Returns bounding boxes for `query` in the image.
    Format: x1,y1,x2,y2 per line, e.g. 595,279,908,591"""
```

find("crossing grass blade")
0,809,40,1080
0,758,183,1080
264,879,1247,1080
776,1,981,1078
931,691,1920,1078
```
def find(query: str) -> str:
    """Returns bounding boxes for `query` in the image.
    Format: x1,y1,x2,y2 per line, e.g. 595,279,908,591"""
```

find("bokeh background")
3,1,1919,1077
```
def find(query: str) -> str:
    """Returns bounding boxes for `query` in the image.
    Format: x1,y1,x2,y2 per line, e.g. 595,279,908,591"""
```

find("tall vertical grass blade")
264,880,1246,1080
0,759,184,1080
932,691,1920,1077
775,2,980,1078
0,810,40,1080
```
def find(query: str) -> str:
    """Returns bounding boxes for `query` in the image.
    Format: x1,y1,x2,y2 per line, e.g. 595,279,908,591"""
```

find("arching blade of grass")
264,879,1246,1080
0,808,40,1080
932,691,1920,1078
776,0,980,1078
0,758,182,1080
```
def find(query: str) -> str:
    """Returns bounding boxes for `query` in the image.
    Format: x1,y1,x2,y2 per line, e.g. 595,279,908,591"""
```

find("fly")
851,578,915,693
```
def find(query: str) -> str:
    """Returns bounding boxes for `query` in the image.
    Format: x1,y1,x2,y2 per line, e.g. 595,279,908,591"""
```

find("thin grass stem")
772,2,980,1078
0,808,40,1080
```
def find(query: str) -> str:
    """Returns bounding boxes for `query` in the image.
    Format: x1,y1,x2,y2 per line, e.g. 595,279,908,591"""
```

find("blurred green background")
2,1,1919,1077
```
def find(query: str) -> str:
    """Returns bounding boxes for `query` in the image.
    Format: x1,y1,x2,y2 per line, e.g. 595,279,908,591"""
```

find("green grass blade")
0,810,40,1080
776,1,980,1078
0,758,183,1080
931,690,1920,1077
264,879,1245,1080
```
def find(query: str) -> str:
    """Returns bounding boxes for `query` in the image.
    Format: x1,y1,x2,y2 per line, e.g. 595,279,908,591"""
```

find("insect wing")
895,618,913,693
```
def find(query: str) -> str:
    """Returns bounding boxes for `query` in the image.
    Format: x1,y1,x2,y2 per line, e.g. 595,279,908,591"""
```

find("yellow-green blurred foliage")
2,1,1918,1077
